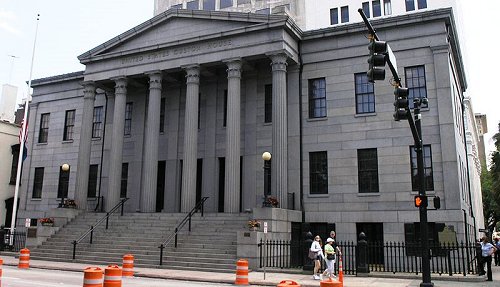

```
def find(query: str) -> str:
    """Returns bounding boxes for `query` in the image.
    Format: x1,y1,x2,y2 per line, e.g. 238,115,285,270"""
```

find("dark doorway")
196,159,203,204
156,161,166,212
218,157,225,212
4,197,18,228
356,222,384,265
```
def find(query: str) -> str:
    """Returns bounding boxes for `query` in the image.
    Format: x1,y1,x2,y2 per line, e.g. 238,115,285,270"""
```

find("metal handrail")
72,198,129,259
158,196,209,265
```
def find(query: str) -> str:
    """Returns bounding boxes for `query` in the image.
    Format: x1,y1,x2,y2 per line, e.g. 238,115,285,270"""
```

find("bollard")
83,267,104,287
122,254,134,277
103,264,122,287
18,248,30,269
235,259,249,285
277,280,301,287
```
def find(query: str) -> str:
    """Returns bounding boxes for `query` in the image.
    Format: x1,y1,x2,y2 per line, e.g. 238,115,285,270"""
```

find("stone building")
18,6,483,243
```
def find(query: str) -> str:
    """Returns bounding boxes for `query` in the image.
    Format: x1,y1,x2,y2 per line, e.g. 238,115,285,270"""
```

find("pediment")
78,9,293,63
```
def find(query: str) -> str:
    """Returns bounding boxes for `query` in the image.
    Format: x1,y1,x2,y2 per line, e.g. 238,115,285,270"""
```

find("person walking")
480,236,497,281
323,237,336,279
494,237,500,266
310,235,324,280
325,231,342,276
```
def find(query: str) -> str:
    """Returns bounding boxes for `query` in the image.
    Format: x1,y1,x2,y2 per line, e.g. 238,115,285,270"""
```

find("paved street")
0,255,499,286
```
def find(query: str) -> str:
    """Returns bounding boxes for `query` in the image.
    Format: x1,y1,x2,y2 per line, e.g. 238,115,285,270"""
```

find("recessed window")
92,106,103,138
223,90,228,127
63,110,76,141
341,6,349,23
405,65,428,109
264,84,272,123
358,148,379,193
160,98,166,133
57,165,70,198
308,78,327,119
87,164,98,198
410,145,434,191
405,0,415,11
124,103,133,136
32,167,44,199
187,0,199,10
203,0,215,10
220,0,233,9
38,113,50,143
120,163,129,198
362,2,370,18
373,0,381,17
355,73,375,114
384,0,392,15
9,144,21,184
417,0,427,9
309,151,328,195
330,8,338,25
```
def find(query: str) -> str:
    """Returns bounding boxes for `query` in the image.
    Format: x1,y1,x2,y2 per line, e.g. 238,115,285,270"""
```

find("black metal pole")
159,244,164,265
72,241,77,259
264,160,271,197
414,100,433,287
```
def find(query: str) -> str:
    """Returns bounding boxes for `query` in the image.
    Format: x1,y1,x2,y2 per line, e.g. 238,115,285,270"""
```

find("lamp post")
262,152,272,206
59,163,70,208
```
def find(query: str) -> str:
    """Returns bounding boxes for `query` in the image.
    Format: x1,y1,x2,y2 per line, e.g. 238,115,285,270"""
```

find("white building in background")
0,84,18,122
0,121,20,227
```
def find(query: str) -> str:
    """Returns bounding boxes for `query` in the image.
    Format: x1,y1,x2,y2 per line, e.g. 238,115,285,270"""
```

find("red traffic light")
414,195,427,208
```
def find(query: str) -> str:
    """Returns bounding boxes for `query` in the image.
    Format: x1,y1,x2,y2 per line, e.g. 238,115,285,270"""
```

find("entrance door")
156,161,166,212
356,222,384,265
4,197,14,227
196,159,203,204
218,157,225,212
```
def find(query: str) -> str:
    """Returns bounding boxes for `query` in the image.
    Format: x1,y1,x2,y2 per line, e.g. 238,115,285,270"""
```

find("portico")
74,9,301,212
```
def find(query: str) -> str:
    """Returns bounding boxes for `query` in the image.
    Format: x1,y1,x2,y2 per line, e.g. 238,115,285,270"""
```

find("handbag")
308,250,317,260
326,254,335,260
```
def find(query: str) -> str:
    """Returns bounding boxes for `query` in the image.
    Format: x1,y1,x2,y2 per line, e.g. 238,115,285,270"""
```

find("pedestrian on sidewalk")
323,237,336,279
480,236,497,281
323,231,342,277
493,237,500,266
310,235,324,280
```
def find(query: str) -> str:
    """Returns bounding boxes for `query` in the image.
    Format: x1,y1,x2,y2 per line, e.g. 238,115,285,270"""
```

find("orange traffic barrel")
235,259,249,285
277,280,301,287
122,254,134,277
320,278,342,287
103,264,122,287
83,267,103,287
338,256,344,283
0,257,3,278
18,248,30,269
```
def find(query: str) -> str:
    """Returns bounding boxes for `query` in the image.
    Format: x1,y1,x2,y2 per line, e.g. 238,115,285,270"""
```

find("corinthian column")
270,53,288,209
140,72,163,212
224,59,242,213
181,65,200,212
75,82,96,210
107,77,127,211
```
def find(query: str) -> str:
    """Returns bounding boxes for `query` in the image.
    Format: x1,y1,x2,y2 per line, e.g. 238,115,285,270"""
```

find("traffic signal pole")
358,9,433,287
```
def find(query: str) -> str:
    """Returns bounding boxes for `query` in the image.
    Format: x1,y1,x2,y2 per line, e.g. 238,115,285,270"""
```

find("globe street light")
262,152,272,206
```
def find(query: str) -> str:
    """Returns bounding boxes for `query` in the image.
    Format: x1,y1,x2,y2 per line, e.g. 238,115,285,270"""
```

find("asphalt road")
0,265,233,287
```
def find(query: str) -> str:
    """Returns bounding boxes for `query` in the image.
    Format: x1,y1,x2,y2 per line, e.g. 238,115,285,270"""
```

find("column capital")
147,72,163,90
268,53,288,72
225,59,242,79
83,82,96,100
112,77,128,94
183,65,200,85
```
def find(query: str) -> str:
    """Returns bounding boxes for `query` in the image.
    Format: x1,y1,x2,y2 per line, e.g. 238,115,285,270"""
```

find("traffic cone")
338,256,344,283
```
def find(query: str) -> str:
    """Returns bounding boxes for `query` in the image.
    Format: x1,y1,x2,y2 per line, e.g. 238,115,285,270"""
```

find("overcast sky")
0,0,499,161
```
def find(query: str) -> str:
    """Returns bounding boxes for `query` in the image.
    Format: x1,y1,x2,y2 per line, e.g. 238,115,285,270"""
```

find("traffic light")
367,40,387,82
414,195,427,208
393,87,409,121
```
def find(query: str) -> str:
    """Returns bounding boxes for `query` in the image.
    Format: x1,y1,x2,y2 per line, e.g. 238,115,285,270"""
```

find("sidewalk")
0,254,497,287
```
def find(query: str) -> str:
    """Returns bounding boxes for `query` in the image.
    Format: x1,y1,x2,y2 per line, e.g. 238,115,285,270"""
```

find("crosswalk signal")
433,196,441,209
414,195,427,208
393,87,409,121
367,40,387,82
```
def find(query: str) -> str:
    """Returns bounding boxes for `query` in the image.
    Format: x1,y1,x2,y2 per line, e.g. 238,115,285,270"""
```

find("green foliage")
483,122,500,229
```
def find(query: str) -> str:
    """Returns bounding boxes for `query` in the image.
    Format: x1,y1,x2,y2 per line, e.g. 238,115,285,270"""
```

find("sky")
0,0,499,162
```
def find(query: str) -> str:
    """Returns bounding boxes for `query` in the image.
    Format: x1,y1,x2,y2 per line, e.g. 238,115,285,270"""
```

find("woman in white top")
310,235,324,280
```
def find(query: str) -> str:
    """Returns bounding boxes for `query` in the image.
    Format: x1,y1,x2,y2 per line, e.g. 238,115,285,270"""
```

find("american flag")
19,119,28,161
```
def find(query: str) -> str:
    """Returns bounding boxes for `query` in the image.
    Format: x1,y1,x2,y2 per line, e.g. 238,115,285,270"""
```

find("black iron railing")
72,198,128,259
158,197,209,265
258,240,478,276
1,230,26,252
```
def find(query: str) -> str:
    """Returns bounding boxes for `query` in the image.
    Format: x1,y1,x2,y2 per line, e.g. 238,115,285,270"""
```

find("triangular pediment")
78,9,295,63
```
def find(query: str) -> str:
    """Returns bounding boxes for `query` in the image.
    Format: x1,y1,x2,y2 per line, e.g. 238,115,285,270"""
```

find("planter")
249,227,259,232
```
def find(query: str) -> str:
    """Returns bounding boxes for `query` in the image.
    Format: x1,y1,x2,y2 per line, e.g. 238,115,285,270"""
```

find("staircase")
29,212,250,272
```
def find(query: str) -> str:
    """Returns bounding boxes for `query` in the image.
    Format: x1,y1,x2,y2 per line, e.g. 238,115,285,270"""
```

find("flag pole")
10,14,40,247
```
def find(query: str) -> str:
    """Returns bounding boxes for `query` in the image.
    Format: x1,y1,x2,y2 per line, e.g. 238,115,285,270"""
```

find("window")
308,78,327,118
358,148,379,193
265,84,272,123
57,165,70,198
309,151,328,194
362,2,370,18
87,164,98,198
124,103,133,136
405,66,428,108
223,90,228,127
417,0,427,9
160,98,166,133
355,73,375,114
341,6,349,23
92,106,103,138
203,0,215,10
32,167,44,198
410,145,434,191
220,0,232,9
38,113,50,143
10,144,21,184
384,0,392,15
120,163,129,198
63,110,76,141
405,0,415,11
330,8,339,25
187,0,199,9
372,0,381,17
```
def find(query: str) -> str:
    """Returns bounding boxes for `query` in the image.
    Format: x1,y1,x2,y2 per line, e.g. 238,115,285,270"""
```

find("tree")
483,122,500,231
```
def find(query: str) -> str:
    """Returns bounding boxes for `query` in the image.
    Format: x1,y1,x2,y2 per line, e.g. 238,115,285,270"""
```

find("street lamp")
262,152,272,206
59,163,70,208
